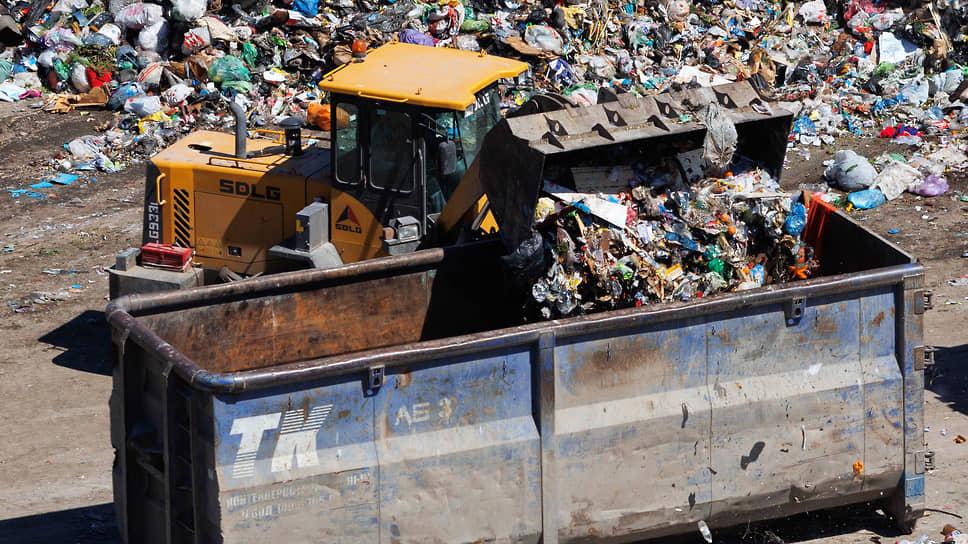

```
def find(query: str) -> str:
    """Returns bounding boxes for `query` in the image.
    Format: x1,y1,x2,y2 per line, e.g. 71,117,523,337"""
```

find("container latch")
366,365,385,394
784,297,805,326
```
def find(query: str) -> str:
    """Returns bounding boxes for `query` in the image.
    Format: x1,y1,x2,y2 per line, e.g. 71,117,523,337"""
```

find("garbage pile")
519,154,815,320
820,142,968,209
0,0,965,180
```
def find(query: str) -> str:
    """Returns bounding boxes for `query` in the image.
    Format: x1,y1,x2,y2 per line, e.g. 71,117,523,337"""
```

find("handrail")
155,173,167,206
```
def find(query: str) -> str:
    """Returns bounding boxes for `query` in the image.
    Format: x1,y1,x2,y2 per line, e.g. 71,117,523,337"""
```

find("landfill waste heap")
0,0,961,176
521,164,814,320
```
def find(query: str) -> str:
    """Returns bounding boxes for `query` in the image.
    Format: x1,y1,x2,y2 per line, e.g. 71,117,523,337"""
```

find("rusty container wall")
107,211,927,544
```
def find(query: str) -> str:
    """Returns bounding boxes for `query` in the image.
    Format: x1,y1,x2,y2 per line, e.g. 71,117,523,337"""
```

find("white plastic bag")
567,87,598,106
906,156,945,177
181,26,211,55
67,135,106,160
899,78,928,105
869,10,903,30
455,34,481,51
124,95,162,117
577,54,616,79
702,102,737,173
137,20,169,52
824,149,877,191
872,161,921,200
137,62,165,89
663,0,691,21
233,25,253,41
798,0,828,24
115,3,163,29
50,0,87,17
929,70,963,95
172,0,206,21
95,23,122,45
879,32,918,64
847,12,868,32
928,146,968,168
108,0,135,15
43,27,82,49
524,24,564,55
37,49,58,69
163,83,193,105
70,63,90,93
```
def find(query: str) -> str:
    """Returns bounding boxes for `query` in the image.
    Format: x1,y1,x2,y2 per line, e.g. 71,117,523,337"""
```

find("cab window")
334,102,360,185
424,112,459,215
424,86,503,214
458,86,502,164
369,108,414,193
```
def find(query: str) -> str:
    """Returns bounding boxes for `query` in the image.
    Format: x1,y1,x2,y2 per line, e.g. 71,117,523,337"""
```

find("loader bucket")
476,81,795,249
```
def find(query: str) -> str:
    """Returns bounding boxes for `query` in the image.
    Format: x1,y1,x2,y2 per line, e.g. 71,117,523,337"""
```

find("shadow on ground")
0,503,120,544
642,502,906,543
39,309,112,376
927,343,968,416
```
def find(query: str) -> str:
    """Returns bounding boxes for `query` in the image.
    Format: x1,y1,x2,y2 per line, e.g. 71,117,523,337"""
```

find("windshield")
457,85,502,166
425,85,503,214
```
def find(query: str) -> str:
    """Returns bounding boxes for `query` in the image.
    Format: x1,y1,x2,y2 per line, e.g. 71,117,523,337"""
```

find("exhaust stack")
230,101,247,159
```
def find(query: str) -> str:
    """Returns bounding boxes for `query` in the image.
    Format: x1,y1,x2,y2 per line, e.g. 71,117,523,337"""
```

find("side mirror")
438,140,457,176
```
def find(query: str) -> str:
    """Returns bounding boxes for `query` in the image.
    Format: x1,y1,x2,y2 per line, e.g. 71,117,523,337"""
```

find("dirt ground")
0,103,966,544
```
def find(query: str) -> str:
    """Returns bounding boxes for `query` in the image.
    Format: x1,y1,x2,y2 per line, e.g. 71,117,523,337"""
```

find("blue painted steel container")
106,210,928,543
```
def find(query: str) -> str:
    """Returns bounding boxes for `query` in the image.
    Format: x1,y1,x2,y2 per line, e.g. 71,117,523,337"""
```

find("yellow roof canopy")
318,42,529,111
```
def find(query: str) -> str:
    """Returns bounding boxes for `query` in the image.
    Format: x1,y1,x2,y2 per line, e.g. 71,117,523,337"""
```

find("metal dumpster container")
106,204,928,543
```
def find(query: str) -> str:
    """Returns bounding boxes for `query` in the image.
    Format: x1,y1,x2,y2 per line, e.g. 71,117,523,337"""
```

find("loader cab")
318,42,528,252
329,84,503,237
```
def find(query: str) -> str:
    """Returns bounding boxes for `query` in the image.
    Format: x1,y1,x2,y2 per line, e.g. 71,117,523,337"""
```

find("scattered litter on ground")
0,0,962,207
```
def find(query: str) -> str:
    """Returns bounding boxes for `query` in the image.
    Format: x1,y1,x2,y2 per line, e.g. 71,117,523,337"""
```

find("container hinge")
914,290,933,314
366,365,385,393
913,346,935,371
784,297,805,326
914,450,926,475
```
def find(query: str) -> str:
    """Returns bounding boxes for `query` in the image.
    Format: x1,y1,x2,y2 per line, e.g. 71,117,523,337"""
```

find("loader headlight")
391,216,420,242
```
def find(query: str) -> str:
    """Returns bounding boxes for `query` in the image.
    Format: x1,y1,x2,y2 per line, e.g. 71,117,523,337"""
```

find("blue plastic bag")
848,188,886,210
783,202,806,236
107,81,144,110
292,0,319,16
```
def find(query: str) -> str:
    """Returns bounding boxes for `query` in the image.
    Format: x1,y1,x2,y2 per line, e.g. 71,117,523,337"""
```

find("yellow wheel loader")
109,41,793,298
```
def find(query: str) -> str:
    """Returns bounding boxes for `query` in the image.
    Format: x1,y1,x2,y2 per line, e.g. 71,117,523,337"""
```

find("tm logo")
335,205,362,233
229,405,332,479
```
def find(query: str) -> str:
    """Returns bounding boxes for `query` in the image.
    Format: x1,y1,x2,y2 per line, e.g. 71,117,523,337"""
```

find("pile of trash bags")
820,144,967,209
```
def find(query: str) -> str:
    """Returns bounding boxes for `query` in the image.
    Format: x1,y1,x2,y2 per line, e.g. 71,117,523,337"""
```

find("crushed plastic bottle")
697,520,713,543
